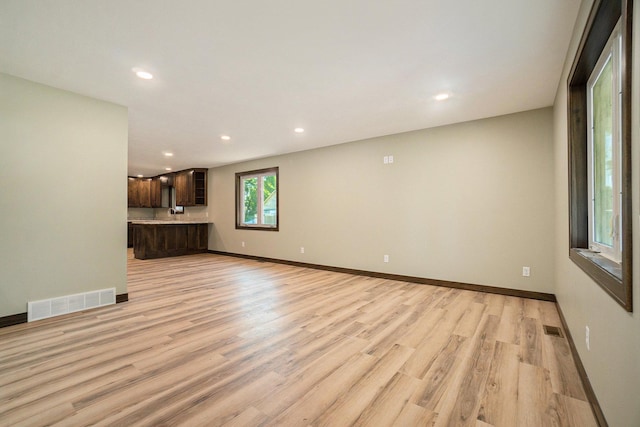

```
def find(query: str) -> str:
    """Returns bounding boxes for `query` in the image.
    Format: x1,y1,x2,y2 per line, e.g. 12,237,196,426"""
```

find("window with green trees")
587,21,621,262
235,167,278,230
568,0,632,311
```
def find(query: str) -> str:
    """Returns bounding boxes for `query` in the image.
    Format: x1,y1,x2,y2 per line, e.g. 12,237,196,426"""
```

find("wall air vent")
27,288,116,322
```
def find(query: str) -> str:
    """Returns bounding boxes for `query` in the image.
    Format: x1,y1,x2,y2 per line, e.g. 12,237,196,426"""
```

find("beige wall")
209,108,555,293
0,73,128,317
552,1,640,426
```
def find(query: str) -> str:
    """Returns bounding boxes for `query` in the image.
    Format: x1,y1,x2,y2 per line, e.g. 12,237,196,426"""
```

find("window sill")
573,248,622,278
235,225,279,232
569,248,629,310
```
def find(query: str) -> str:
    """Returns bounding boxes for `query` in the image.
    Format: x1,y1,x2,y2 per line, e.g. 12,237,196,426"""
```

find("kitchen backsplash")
127,208,155,220
153,206,209,219
127,206,209,220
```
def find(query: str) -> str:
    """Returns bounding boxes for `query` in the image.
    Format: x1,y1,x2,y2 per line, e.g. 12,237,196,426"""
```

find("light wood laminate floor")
0,251,596,426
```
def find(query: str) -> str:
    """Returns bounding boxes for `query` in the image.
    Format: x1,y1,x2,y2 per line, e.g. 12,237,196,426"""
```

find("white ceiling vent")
27,288,116,322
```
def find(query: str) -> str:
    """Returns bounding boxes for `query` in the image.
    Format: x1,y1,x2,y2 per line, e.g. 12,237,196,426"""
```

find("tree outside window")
236,167,279,230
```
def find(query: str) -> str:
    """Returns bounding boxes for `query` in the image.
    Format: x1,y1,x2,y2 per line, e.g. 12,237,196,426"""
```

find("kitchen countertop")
129,219,211,225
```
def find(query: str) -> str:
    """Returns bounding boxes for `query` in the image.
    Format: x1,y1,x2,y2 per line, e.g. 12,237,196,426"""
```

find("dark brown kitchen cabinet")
150,177,162,207
175,168,207,206
128,177,139,207
193,170,207,205
127,222,133,248
132,222,208,259
138,179,151,207
158,173,174,187
128,177,162,208
174,170,191,206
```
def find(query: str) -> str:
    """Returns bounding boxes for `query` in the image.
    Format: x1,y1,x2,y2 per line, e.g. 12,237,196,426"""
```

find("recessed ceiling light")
164,152,173,157
294,128,305,133
137,174,144,178
134,70,153,80
434,93,450,101
165,167,172,171
221,135,231,141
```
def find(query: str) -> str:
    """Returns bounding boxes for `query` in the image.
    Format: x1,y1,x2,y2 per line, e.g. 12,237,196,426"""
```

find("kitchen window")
235,167,279,231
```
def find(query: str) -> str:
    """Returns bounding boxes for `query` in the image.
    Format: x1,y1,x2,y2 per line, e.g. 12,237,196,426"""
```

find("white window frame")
586,20,622,263
236,167,278,230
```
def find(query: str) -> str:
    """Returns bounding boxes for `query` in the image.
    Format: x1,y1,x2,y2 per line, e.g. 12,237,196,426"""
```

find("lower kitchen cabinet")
127,222,133,248
132,222,208,259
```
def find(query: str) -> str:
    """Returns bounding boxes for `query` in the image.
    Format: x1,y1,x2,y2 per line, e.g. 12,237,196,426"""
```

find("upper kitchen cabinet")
193,169,207,206
150,177,162,208
175,168,207,206
138,178,151,207
127,177,139,207
128,177,162,208
157,173,174,187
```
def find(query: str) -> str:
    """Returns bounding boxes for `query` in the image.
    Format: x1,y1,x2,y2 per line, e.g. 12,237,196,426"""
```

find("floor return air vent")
543,325,564,338
27,288,116,322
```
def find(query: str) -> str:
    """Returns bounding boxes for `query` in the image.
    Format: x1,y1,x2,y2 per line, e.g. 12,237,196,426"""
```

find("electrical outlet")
241,241,245,248
388,155,394,164
383,156,389,164
384,254,389,263
586,326,590,350
300,247,305,254
522,266,530,277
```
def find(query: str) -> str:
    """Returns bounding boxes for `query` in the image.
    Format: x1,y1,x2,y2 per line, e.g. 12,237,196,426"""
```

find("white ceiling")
0,0,581,177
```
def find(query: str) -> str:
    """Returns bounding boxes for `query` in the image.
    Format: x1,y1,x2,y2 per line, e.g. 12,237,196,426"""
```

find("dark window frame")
235,167,279,231
567,0,633,311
